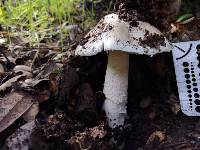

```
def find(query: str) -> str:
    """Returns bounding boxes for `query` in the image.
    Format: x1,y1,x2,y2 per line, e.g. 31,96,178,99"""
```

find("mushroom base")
103,51,129,128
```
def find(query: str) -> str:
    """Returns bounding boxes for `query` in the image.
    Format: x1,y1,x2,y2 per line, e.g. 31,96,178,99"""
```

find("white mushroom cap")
75,13,172,56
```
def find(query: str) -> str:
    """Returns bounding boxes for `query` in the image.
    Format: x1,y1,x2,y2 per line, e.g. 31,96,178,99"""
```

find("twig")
76,139,91,150
30,50,39,69
10,46,68,51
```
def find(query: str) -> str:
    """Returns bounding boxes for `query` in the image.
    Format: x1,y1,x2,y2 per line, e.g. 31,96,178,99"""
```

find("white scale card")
172,40,200,116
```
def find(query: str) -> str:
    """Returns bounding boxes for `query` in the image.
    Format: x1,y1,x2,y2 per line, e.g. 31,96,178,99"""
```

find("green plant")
0,0,96,47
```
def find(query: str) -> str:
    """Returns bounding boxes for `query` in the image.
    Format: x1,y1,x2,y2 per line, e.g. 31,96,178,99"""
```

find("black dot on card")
184,68,189,73
195,99,200,105
191,71,194,73
198,56,200,61
187,85,191,89
194,93,200,98
183,62,189,67
196,44,200,50
186,80,191,84
193,88,198,92
192,78,196,82
190,106,192,108
195,106,200,112
188,94,192,98
192,74,195,77
198,64,200,68
189,99,192,101
193,83,197,86
190,102,192,105
185,74,190,78
188,90,192,93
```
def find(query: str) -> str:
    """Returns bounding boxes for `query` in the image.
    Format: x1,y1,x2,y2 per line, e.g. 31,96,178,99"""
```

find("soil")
35,53,200,150
114,0,168,30
140,33,166,49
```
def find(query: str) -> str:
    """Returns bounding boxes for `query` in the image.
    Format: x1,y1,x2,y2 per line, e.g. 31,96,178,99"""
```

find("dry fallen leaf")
14,65,32,73
0,75,25,91
67,123,107,150
89,123,107,140
146,131,166,145
0,70,32,91
3,121,36,150
171,18,200,41
22,102,39,122
167,94,180,115
0,62,5,73
0,91,34,133
3,120,48,150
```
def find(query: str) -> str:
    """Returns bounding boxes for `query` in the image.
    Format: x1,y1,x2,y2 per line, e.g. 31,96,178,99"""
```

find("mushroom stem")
103,51,129,128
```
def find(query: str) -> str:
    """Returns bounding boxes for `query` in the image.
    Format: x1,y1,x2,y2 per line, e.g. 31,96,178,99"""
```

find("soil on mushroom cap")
78,0,172,53
140,33,166,49
78,19,108,47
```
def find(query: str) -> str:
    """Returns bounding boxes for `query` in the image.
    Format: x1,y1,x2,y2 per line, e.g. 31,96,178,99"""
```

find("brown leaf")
171,19,200,41
35,61,60,79
22,102,39,122
146,131,166,145
89,123,107,140
67,123,107,150
67,132,90,150
0,62,5,73
0,91,34,133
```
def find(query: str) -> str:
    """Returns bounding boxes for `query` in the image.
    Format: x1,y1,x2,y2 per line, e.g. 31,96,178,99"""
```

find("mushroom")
75,13,172,128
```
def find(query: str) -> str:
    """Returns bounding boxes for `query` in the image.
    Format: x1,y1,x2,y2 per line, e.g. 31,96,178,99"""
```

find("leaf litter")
0,91,34,133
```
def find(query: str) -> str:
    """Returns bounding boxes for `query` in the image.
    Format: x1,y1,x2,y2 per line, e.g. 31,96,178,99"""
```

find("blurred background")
0,0,199,49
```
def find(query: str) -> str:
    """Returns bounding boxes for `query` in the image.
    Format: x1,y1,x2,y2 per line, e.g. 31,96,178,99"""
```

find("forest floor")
0,0,200,150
